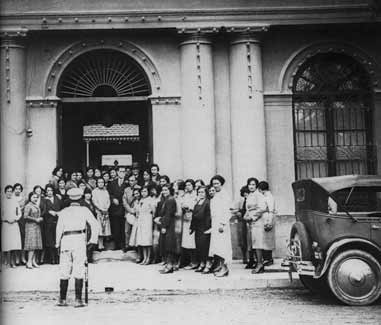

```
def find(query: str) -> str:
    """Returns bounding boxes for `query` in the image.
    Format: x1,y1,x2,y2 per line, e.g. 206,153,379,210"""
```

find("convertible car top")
310,175,381,194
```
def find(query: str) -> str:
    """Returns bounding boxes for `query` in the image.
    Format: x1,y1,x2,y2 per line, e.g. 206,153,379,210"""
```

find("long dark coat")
159,196,178,254
107,179,128,218
190,199,211,233
42,195,62,248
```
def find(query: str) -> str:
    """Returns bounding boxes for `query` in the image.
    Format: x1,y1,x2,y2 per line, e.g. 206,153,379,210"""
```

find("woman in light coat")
181,179,197,269
244,178,268,273
1,185,22,267
92,177,111,250
136,186,156,264
208,175,233,277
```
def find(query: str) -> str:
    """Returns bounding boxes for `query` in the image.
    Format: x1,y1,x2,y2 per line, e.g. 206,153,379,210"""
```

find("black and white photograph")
1,1,381,324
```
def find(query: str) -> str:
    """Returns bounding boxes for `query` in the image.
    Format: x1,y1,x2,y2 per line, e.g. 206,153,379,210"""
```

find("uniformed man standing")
56,188,99,307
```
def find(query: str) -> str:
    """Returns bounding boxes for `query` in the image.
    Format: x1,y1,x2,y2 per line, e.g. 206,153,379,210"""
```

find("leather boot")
74,278,85,307
57,279,68,306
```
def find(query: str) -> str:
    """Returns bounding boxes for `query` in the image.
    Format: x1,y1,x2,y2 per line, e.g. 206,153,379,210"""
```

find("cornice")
0,5,377,31
26,96,61,108
0,28,28,39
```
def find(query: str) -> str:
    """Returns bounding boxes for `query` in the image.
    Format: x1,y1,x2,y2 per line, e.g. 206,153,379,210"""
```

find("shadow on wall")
230,215,296,259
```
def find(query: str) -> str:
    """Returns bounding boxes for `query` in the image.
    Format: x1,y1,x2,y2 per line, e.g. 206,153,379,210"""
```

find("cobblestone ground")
1,289,380,325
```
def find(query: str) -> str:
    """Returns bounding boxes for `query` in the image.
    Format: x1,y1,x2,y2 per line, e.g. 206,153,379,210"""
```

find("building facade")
1,0,380,257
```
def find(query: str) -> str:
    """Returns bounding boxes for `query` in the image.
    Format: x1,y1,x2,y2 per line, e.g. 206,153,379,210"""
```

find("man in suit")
107,166,128,250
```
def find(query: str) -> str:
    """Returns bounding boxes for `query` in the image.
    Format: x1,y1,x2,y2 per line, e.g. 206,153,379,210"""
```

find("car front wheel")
327,249,381,306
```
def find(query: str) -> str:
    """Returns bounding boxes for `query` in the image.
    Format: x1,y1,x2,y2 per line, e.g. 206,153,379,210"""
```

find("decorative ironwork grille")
57,49,151,98
292,53,376,179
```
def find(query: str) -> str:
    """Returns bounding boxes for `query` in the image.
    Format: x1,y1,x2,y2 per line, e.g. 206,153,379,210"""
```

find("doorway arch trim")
44,39,161,98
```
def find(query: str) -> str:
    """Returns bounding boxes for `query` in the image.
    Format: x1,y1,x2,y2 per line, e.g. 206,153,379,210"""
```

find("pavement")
1,251,301,293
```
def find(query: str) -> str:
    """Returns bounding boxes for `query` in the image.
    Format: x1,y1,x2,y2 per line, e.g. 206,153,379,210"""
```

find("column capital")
178,32,212,47
26,96,61,109
229,29,268,46
0,28,28,47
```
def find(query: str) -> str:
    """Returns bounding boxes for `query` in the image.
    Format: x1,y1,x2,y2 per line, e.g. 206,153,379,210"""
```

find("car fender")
317,238,381,278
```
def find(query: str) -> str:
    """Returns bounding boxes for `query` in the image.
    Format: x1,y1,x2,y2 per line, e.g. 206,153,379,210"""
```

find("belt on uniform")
63,229,86,236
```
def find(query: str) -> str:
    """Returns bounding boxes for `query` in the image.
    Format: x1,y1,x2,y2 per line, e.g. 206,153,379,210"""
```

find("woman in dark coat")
42,184,62,264
190,186,211,272
157,184,178,274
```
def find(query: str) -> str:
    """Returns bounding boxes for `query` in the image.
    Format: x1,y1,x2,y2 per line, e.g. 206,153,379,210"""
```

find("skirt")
250,214,275,250
181,219,196,249
209,223,232,263
136,212,153,246
1,222,22,252
24,221,43,250
129,219,139,247
96,210,111,237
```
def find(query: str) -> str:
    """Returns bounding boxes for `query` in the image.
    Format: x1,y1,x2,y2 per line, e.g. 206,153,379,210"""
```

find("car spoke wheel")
328,249,381,306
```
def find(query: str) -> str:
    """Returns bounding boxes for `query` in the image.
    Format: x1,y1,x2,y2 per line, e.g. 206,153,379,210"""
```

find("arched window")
57,49,151,98
292,53,376,179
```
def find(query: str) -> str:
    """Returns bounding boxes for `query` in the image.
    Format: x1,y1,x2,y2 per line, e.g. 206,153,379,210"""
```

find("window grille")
292,53,376,179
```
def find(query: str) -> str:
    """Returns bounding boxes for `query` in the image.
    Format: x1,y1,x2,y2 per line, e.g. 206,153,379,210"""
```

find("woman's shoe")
245,260,257,269
263,259,274,267
214,267,229,277
159,267,174,274
251,264,265,274
195,264,205,272
26,264,33,269
202,267,212,274
190,263,199,270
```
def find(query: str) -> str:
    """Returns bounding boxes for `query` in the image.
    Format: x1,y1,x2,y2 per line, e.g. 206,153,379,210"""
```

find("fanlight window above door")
57,49,151,98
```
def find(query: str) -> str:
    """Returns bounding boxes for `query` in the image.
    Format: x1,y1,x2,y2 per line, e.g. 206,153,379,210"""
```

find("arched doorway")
57,49,153,171
292,53,376,180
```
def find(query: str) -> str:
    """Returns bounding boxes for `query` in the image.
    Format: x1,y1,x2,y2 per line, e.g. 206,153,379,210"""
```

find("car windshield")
331,187,381,213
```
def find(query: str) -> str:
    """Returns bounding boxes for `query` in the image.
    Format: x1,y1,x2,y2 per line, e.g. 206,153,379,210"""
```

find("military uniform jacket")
56,203,99,251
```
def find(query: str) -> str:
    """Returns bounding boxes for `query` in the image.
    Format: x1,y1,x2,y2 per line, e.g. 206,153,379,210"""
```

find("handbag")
125,212,136,225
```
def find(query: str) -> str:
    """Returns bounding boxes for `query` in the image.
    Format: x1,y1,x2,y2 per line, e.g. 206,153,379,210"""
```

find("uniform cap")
67,188,83,200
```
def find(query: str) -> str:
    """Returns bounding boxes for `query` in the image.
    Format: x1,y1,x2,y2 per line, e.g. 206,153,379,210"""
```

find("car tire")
327,249,381,306
299,274,332,296
290,222,313,261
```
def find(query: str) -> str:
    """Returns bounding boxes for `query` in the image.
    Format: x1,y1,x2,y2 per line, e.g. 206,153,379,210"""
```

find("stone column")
0,30,27,188
213,38,233,195
180,34,216,181
25,98,60,190
149,96,183,181
229,32,267,195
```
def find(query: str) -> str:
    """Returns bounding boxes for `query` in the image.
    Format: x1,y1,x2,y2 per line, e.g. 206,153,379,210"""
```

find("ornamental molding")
44,39,161,98
177,25,268,35
0,4,377,30
26,96,61,108
149,96,181,106
279,40,380,93
0,27,28,39
264,92,292,110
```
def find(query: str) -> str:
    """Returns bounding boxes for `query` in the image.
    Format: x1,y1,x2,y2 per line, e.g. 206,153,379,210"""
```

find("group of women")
1,163,276,277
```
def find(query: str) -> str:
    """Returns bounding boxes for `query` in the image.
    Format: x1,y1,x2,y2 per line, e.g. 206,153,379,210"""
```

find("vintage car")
284,175,381,305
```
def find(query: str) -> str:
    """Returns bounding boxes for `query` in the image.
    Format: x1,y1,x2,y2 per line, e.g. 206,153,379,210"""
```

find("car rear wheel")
327,249,381,306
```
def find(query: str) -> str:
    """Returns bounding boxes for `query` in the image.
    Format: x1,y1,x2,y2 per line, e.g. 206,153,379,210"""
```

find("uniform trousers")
60,247,86,279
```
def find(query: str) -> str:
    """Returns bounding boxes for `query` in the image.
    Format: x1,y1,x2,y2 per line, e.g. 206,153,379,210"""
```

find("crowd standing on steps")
1,162,277,279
